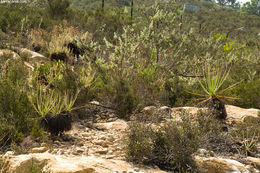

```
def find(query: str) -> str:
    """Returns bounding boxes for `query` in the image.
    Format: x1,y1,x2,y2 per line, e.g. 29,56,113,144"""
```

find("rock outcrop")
195,156,258,173
247,157,260,171
18,48,48,64
1,152,166,173
1,105,259,173
171,105,259,124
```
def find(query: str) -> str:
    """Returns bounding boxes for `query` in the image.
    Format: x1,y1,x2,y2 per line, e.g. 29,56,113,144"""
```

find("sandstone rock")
225,105,259,123
171,105,259,124
76,148,84,154
159,106,171,112
1,153,166,173
20,136,34,150
196,148,215,157
94,119,128,131
195,156,252,173
93,139,104,145
90,101,100,105
96,148,108,154
31,147,48,153
18,48,48,63
23,61,34,71
171,107,205,116
247,157,260,170
142,106,157,115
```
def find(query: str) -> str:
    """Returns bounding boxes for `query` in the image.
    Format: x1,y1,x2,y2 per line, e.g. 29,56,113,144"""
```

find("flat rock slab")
1,152,166,173
171,105,259,123
247,157,260,170
225,105,259,122
195,156,254,173
94,119,128,131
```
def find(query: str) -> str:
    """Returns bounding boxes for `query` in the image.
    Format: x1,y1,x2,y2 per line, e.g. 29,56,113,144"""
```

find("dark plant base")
207,97,227,120
67,42,84,59
50,52,68,62
32,44,41,52
38,112,72,136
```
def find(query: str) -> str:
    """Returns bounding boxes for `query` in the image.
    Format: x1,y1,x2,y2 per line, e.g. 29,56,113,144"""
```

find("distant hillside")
177,0,260,40
71,0,155,10
71,0,131,10
71,0,260,40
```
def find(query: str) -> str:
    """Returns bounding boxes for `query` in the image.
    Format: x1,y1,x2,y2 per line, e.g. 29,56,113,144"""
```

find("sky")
238,0,251,4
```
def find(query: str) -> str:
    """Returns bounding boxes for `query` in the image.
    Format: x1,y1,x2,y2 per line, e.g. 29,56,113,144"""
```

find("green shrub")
0,80,33,149
32,61,80,91
113,80,138,119
125,113,199,172
0,60,34,150
229,79,260,109
125,123,154,164
47,0,71,18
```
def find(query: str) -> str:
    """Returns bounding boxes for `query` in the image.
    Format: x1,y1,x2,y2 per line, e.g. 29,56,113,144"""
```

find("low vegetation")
0,0,259,171
126,112,200,172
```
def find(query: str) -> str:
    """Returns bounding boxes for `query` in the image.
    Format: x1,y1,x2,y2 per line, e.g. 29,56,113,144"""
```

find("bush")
0,59,35,150
229,115,260,156
47,0,71,18
125,113,199,172
229,79,260,109
113,80,138,119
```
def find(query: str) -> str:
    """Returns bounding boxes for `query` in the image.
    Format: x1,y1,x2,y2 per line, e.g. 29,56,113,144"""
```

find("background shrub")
0,59,35,150
125,113,199,172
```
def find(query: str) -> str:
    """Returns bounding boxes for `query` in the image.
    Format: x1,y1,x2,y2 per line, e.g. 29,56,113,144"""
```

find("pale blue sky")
238,0,251,4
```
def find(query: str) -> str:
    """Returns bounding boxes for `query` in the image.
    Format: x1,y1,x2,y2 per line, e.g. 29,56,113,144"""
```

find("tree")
131,0,134,19
102,0,104,10
216,0,227,5
226,0,240,8
215,0,240,8
242,0,260,16
47,0,71,18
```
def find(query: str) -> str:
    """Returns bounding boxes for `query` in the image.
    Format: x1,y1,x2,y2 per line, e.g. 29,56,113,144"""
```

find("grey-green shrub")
125,113,199,172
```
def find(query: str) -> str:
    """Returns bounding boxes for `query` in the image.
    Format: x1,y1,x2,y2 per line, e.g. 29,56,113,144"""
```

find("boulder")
171,105,259,124
93,119,128,131
31,147,48,153
184,4,200,13
195,156,252,173
225,105,259,123
142,106,157,115
17,48,48,65
247,157,260,170
0,152,166,173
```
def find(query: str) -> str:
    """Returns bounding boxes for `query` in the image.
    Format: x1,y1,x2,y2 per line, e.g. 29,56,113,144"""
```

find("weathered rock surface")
195,156,256,173
225,105,259,123
18,48,48,64
247,157,260,171
31,147,48,154
1,105,259,173
171,105,259,124
93,119,128,131
0,152,166,173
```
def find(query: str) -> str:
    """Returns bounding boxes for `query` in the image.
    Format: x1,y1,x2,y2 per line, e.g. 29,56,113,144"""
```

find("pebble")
96,148,108,154
76,148,84,153
54,141,61,145
31,147,48,153
93,140,104,145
